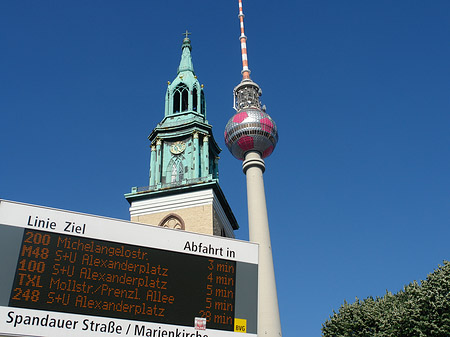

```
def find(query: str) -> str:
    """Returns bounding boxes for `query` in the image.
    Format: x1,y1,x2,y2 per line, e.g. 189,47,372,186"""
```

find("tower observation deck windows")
173,84,189,113
234,85,261,110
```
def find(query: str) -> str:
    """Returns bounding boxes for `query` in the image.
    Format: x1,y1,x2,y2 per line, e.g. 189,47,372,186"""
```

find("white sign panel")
0,200,258,337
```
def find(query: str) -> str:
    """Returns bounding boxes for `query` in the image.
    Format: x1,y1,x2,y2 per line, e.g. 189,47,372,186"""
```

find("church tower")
125,34,238,238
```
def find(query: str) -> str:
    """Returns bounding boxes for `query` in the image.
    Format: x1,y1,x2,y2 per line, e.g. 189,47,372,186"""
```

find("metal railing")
157,115,205,128
132,176,214,194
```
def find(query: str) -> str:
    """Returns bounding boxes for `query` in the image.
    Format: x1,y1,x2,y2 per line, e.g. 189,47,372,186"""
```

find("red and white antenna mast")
238,0,251,80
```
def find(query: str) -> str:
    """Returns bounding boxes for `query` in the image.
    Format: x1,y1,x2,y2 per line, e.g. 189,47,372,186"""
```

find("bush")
322,261,450,337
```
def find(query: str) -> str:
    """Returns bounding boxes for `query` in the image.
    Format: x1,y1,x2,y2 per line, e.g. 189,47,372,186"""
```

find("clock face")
170,141,186,154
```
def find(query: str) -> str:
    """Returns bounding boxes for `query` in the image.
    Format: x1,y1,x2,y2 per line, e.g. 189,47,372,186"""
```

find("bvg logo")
234,318,247,333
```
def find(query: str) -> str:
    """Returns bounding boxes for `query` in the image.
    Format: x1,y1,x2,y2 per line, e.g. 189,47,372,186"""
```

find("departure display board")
0,200,258,337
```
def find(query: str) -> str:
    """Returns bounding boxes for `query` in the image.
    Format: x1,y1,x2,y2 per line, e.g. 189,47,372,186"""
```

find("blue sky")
1,1,449,336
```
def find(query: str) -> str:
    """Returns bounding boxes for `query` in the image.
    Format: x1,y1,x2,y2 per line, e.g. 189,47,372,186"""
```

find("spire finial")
178,32,194,74
183,30,191,40
238,0,251,80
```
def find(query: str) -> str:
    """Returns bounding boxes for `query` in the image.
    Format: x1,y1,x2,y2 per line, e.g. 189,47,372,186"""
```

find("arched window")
173,91,180,113
182,88,188,111
173,84,189,113
167,157,184,183
200,91,205,115
158,213,185,230
193,87,198,111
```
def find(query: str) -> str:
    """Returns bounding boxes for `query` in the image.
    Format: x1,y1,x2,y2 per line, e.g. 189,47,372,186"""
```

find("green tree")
322,261,450,337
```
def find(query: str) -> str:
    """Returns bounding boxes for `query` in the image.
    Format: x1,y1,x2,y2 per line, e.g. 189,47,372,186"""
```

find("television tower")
224,0,282,336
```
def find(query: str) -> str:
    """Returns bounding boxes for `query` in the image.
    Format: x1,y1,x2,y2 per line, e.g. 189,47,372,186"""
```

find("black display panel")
8,229,236,331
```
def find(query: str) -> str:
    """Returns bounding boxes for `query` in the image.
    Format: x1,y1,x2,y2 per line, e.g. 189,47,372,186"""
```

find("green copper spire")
177,34,194,74
164,34,205,118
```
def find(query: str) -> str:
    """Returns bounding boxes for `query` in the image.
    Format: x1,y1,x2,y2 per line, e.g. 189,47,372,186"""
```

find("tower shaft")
243,151,282,336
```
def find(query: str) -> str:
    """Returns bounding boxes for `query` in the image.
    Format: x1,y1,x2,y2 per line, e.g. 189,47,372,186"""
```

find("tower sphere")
224,108,278,160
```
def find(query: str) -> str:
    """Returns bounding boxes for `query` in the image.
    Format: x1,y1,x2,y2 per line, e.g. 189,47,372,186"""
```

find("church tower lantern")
125,34,238,238
150,32,217,187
